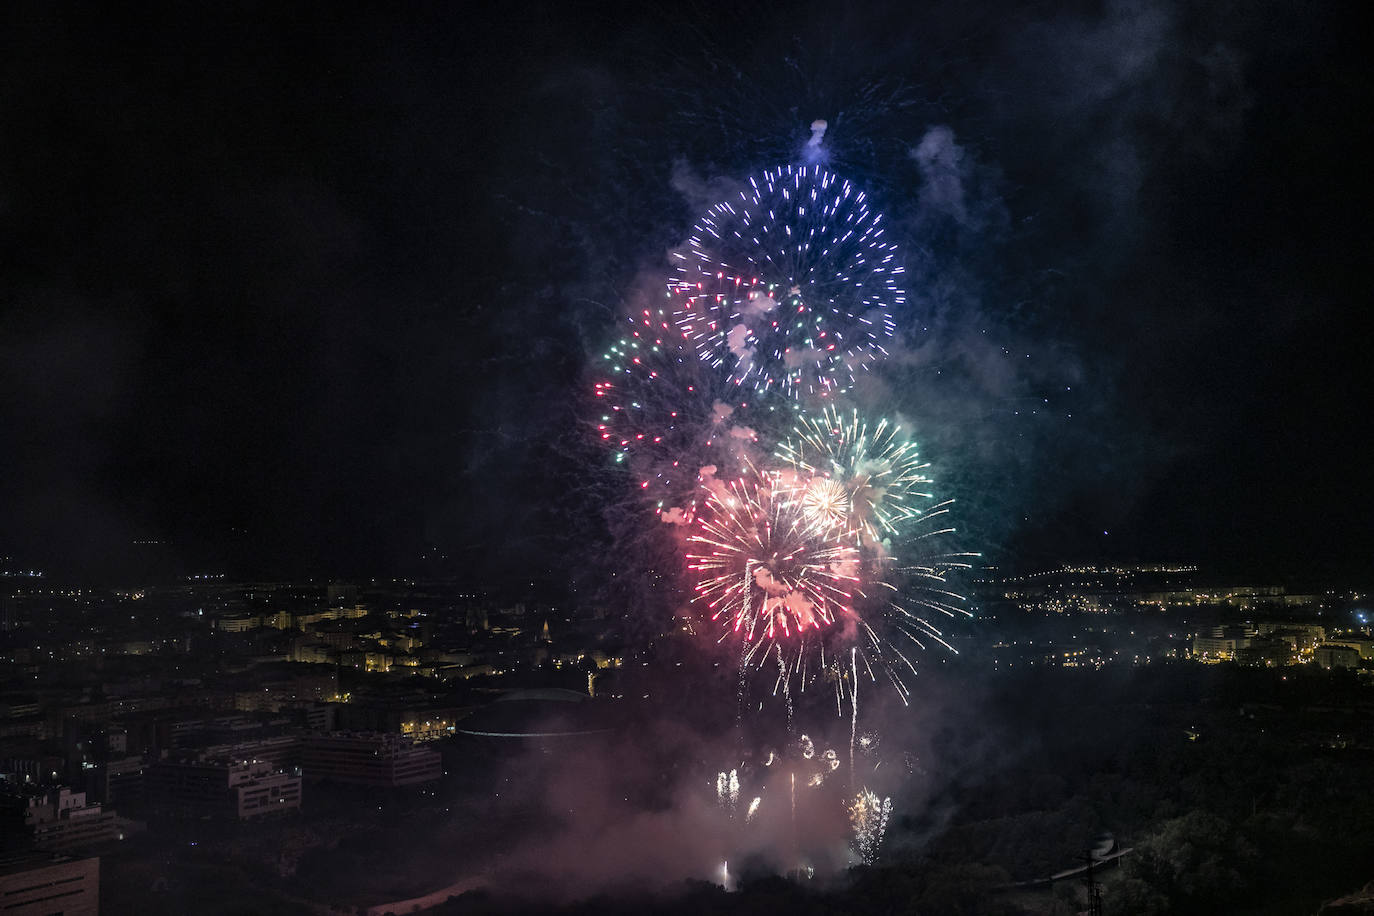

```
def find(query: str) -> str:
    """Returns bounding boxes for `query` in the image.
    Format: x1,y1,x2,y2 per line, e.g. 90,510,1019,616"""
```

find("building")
1192,635,1249,661
1236,637,1294,667
1323,636,1374,660
1256,621,1326,652
24,788,118,852
303,703,337,733
290,640,335,664
147,757,302,819
0,743,63,788
0,851,99,916
1315,645,1360,670
296,604,368,631
94,756,145,807
217,614,260,633
326,583,358,606
264,609,294,630
194,735,301,772
334,701,471,739
300,733,441,786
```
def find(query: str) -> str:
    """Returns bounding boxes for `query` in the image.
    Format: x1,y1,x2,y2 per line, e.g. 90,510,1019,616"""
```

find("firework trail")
850,647,859,783
672,164,901,400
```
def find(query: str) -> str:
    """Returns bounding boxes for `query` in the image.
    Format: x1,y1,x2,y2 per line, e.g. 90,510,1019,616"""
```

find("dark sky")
1,2,1370,586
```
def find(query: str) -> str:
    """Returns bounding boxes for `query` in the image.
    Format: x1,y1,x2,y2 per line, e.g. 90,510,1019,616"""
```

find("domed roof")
493,687,589,704
458,690,614,739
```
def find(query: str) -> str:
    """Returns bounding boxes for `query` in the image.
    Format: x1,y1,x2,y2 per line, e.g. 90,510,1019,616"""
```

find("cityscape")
4,3,1371,915
3,561,1372,913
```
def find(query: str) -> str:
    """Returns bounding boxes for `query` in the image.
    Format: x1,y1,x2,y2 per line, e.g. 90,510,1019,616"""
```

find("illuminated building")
216,614,259,633
0,852,99,916
265,609,293,630
1321,636,1374,659
295,604,369,631
1192,635,1248,661
397,715,458,742
1314,645,1360,670
1255,621,1325,650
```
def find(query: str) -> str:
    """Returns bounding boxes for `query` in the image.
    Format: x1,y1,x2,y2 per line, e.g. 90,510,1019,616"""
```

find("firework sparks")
849,788,893,865
687,451,973,708
716,768,741,813
591,294,759,514
776,404,934,546
672,164,901,399
589,158,978,840
577,133,990,889
687,468,860,650
796,476,851,531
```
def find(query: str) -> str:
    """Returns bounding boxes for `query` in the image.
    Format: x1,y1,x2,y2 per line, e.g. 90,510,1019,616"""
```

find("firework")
594,296,735,460
672,164,901,399
686,453,973,710
716,768,741,813
591,155,973,756
582,139,983,884
795,476,851,531
776,405,935,547
686,467,860,650
592,297,728,510
592,291,805,519
848,788,892,865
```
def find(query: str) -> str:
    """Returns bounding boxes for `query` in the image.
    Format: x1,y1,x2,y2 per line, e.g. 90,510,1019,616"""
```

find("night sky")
2,2,1370,586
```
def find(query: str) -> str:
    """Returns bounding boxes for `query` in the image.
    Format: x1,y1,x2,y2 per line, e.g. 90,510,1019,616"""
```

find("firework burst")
589,154,975,744
672,164,901,399
687,468,860,648
685,406,973,708
686,452,973,710
592,294,750,516
776,404,934,547
591,289,812,520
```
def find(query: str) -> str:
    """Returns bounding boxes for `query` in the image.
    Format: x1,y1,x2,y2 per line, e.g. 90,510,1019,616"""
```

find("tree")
1121,810,1257,911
